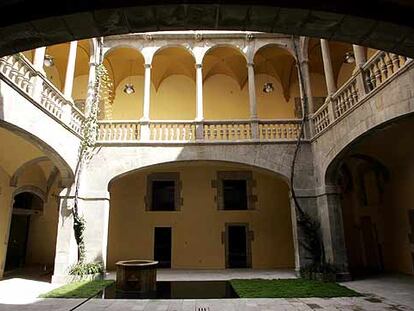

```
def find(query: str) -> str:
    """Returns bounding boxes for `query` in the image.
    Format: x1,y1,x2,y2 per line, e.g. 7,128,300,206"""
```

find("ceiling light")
43,54,55,67
123,83,135,95
263,82,274,93
344,52,355,64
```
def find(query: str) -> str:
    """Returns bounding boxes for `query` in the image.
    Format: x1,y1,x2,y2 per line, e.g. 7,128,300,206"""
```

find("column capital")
246,62,255,68
195,63,203,69
144,63,152,69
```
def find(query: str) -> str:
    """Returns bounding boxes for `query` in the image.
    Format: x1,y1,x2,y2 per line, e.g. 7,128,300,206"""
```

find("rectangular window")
146,173,180,211
222,179,248,210
215,171,256,210
152,180,175,211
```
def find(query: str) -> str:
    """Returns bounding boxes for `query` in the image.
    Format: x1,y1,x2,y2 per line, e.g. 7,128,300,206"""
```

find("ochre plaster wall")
107,163,295,270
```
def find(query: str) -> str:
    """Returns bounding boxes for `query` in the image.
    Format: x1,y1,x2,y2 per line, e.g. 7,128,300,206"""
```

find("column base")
335,271,352,282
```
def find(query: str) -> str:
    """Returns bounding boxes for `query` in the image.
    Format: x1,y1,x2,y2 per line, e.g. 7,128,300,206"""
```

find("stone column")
52,188,79,283
33,47,46,72
195,63,204,140
320,39,337,96
317,185,350,281
352,45,367,68
247,62,258,139
300,60,314,114
84,54,97,117
63,41,78,100
142,63,152,121
80,192,111,270
52,189,111,283
0,184,15,279
32,47,47,101
141,63,152,141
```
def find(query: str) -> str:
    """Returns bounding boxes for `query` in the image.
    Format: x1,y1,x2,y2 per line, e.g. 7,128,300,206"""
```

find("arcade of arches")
0,31,413,284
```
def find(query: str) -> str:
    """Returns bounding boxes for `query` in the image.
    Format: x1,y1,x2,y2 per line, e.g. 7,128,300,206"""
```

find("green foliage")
68,262,103,276
39,280,114,298
230,279,361,298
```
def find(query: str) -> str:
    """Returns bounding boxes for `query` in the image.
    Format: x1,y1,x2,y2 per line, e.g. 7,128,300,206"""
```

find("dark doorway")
360,216,383,273
5,215,30,271
154,227,172,268
226,224,250,268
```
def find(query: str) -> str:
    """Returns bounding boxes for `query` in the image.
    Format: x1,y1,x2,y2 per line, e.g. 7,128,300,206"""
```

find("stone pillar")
52,189,111,283
140,63,152,141
195,63,204,121
317,185,350,281
63,41,78,100
32,47,47,101
52,188,79,283
320,39,337,96
247,62,258,139
80,191,111,270
33,47,46,72
84,57,97,117
247,62,257,119
0,184,14,279
353,45,367,68
300,60,314,114
142,63,152,121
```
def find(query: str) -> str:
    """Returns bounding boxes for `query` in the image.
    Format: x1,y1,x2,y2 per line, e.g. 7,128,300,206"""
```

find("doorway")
154,227,172,268
225,224,251,268
5,215,30,271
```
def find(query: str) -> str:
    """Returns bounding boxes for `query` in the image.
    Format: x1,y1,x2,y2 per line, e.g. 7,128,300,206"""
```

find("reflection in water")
100,281,239,299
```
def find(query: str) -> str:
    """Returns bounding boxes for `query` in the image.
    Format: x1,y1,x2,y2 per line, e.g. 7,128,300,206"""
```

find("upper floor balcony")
0,32,411,146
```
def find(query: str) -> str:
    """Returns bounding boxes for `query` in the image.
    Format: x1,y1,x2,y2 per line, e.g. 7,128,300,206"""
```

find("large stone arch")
0,120,75,187
1,2,414,57
80,144,310,195
312,63,414,187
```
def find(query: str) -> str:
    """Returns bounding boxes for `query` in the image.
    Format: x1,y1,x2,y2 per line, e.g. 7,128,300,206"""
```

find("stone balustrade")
258,120,301,140
312,51,412,137
203,120,251,141
96,119,301,143
149,121,195,142
0,53,85,136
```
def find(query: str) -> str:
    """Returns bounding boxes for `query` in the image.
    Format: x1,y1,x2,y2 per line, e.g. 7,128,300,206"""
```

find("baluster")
374,61,382,86
380,55,388,80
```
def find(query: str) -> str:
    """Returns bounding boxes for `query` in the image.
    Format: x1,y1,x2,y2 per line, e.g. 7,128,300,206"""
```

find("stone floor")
0,270,412,311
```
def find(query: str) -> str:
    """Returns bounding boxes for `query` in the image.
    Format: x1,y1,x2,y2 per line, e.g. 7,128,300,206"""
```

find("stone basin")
115,260,158,293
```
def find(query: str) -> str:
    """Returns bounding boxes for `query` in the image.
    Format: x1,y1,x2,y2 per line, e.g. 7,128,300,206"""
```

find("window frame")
215,171,256,211
146,172,181,212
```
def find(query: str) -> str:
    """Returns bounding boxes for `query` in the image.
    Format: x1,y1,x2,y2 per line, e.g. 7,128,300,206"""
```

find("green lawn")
39,280,114,298
230,279,361,298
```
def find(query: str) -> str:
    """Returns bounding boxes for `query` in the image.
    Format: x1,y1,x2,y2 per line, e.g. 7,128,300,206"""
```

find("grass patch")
39,280,114,298
230,279,362,298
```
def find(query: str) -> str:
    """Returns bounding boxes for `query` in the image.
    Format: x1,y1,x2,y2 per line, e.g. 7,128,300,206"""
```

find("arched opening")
0,126,63,280
43,43,70,92
106,161,295,270
308,39,357,112
102,47,145,120
5,192,44,271
151,46,196,120
203,46,249,120
254,45,300,119
327,115,414,278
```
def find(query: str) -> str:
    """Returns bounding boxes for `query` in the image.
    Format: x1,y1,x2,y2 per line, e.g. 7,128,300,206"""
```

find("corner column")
247,62,258,139
352,45,367,68
63,41,78,100
317,185,350,281
320,39,337,96
32,47,46,101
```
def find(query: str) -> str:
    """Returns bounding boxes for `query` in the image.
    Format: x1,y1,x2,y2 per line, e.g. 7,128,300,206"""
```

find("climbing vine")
71,61,112,269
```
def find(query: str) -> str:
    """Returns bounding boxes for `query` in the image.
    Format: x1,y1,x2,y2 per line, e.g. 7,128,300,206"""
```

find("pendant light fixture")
123,60,135,94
